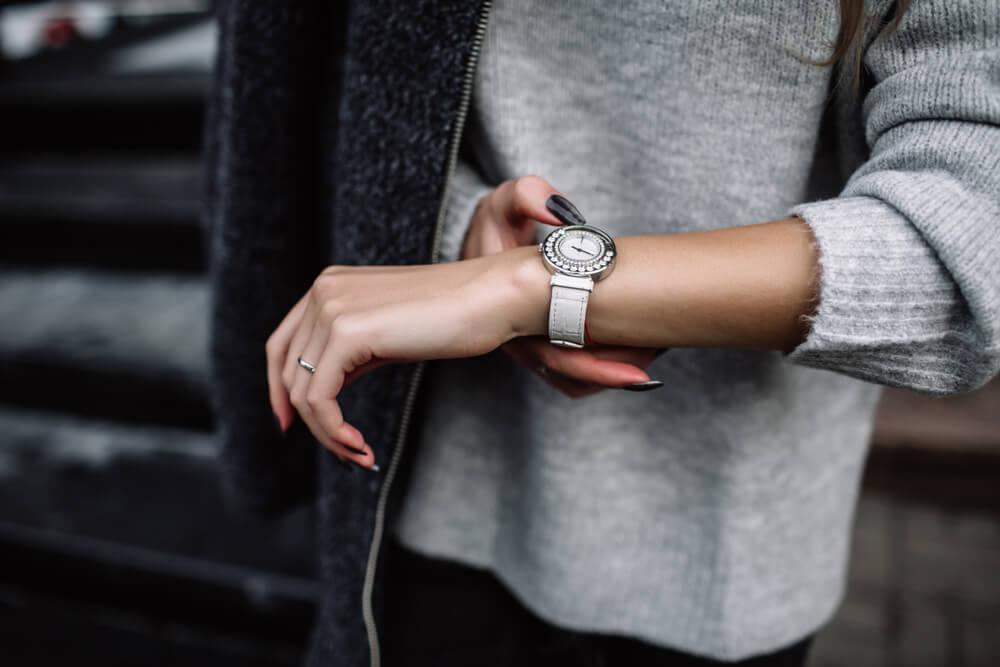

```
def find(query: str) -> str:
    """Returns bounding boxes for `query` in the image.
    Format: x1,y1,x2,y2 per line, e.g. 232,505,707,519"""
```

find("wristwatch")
537,215,617,348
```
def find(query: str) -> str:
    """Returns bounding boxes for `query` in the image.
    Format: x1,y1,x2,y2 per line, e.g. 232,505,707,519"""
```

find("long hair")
820,0,912,93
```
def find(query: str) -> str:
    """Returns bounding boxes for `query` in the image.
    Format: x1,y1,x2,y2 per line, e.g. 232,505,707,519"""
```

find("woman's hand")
461,175,663,398
266,247,549,470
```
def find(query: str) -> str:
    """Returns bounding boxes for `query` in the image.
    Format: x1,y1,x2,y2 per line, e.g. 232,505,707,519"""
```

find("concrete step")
0,521,314,666
0,403,317,664
0,158,203,272
0,74,206,155
0,268,210,428
0,403,317,660
0,406,316,577
0,157,200,225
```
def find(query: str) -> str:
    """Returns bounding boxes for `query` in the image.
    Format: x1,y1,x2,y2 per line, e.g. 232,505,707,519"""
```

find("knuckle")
311,273,327,293
312,268,340,294
320,299,342,321
289,388,306,409
316,265,339,282
511,176,536,206
486,190,503,217
321,409,342,428
305,390,324,409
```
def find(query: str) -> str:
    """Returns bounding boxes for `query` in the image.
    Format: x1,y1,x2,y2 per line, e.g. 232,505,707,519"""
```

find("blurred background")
0,2,996,666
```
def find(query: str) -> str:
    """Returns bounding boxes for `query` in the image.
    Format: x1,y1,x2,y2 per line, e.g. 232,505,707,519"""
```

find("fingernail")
345,457,379,473
273,412,286,437
621,380,664,392
335,457,355,472
546,194,587,226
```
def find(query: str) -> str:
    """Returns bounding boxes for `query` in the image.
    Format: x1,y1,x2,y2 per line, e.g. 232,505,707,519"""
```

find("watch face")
539,225,616,279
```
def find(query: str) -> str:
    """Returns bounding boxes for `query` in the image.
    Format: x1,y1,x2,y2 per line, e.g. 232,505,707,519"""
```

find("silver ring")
297,356,317,374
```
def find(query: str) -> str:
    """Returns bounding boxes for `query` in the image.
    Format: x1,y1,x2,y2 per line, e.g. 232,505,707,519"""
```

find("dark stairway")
0,11,317,666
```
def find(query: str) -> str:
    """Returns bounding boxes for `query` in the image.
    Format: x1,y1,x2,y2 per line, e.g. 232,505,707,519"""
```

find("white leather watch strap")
548,274,594,348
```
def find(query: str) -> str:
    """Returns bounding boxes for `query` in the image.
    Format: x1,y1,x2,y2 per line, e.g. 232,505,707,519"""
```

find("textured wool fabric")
204,2,496,665
391,0,1000,660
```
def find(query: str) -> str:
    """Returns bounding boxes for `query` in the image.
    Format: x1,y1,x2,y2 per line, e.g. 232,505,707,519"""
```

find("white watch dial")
540,225,616,278
558,231,604,261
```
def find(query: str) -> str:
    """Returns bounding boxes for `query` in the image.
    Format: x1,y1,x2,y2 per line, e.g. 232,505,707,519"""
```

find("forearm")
509,217,820,353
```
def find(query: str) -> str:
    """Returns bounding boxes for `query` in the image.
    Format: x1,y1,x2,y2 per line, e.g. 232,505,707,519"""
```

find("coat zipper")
361,2,493,665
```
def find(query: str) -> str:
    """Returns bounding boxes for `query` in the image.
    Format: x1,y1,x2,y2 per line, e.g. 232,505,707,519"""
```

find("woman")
205,1,999,665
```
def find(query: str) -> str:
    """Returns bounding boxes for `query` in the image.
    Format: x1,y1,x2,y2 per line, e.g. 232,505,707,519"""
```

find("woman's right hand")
460,176,664,398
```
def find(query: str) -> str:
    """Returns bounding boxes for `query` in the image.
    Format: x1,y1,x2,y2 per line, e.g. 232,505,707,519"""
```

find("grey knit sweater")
390,0,1000,660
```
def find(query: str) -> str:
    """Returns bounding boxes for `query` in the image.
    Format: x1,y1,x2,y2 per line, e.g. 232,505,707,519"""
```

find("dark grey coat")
202,1,492,664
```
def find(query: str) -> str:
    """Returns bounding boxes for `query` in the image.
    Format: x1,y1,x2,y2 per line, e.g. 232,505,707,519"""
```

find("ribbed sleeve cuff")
784,195,974,394
436,157,495,263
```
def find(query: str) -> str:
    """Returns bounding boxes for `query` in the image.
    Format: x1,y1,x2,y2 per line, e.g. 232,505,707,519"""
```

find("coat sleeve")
784,1,1000,396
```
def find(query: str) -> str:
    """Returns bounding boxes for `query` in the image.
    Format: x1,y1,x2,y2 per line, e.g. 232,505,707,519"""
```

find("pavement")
810,492,1000,667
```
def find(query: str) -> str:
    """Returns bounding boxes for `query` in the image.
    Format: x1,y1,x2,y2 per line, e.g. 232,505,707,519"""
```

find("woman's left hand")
266,247,547,470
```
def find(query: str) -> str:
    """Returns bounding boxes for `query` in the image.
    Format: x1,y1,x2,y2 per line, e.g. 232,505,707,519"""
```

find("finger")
494,175,565,230
307,317,379,469
288,320,335,448
502,338,613,392
499,336,539,368
501,339,605,398
290,339,375,468
298,391,374,469
265,292,310,432
282,295,319,391
588,345,667,367
535,364,603,399
531,340,651,387
333,423,377,469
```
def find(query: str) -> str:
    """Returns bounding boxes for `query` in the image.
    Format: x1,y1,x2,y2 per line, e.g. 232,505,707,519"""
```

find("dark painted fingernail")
344,443,368,456
621,380,664,392
345,458,379,473
546,194,587,226
335,457,355,472
273,412,286,437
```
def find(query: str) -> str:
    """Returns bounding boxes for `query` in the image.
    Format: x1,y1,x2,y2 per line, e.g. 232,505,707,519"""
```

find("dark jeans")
383,535,813,667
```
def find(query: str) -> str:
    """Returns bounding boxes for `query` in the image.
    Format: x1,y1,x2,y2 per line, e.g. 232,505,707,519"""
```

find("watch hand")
571,245,596,256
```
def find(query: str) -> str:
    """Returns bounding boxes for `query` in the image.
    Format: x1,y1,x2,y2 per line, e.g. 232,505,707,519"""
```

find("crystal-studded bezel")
538,224,617,281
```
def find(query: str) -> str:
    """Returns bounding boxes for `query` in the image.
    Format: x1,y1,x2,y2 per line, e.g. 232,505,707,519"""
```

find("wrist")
497,244,550,339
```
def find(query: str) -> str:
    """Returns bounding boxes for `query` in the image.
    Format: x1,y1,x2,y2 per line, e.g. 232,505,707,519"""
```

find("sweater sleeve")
784,1,1000,396
435,153,495,263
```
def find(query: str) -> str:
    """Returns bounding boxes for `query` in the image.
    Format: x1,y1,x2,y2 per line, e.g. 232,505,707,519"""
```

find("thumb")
499,175,577,230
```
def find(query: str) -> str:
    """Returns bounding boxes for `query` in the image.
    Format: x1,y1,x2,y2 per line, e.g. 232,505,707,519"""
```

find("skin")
265,175,820,470
459,176,663,399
